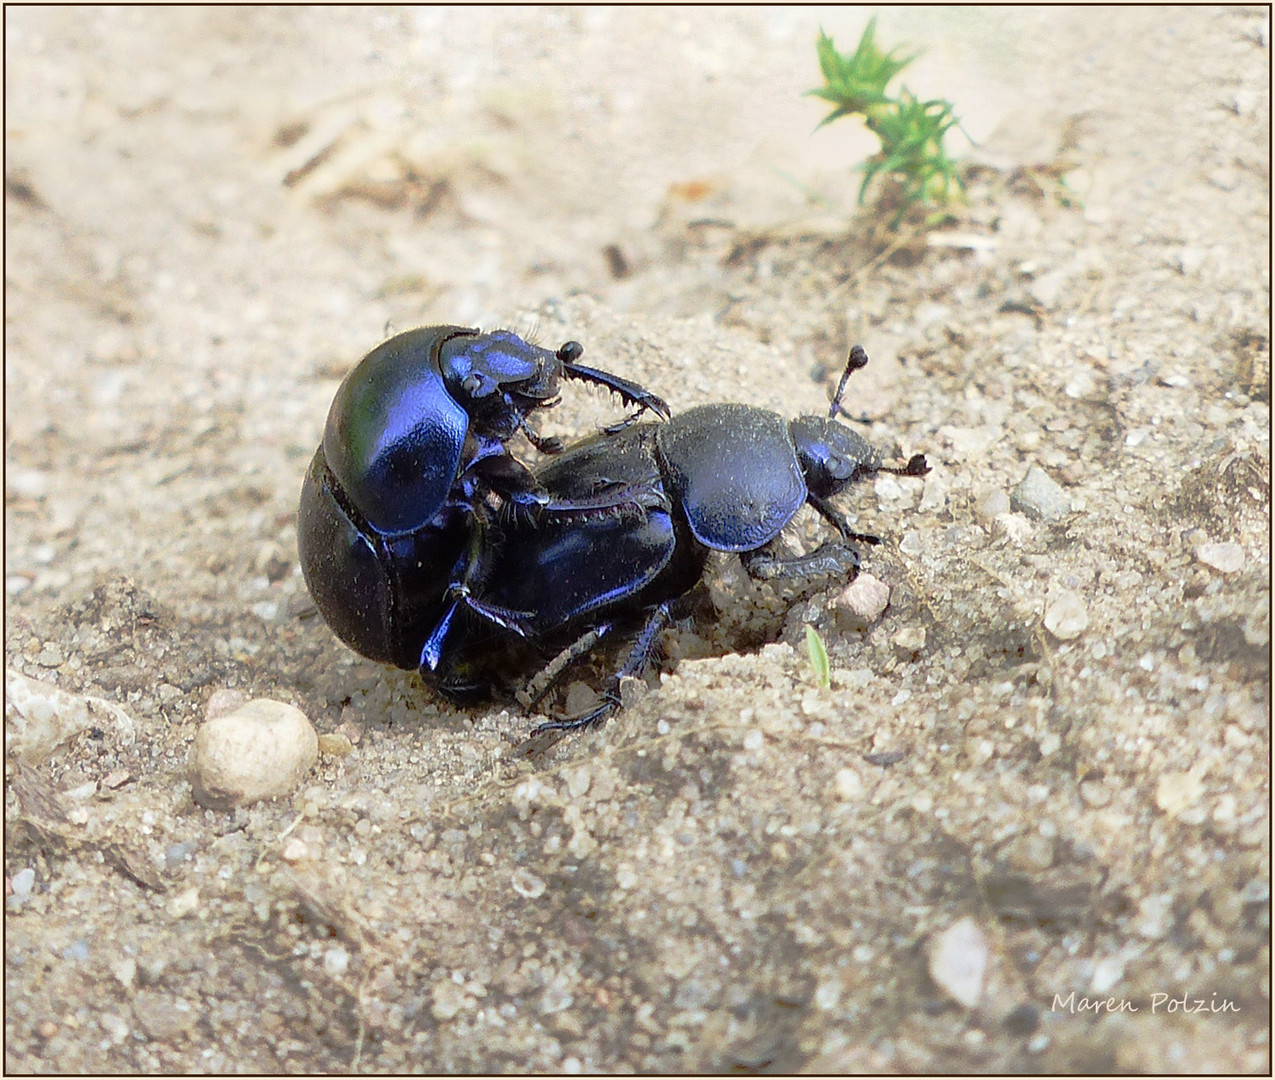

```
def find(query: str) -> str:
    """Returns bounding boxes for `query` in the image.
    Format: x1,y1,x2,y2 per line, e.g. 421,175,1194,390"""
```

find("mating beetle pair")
298,326,928,733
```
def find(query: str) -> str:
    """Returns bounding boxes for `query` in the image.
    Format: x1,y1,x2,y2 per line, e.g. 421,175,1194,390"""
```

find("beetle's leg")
807,494,882,546
516,621,617,712
530,602,674,735
471,449,540,502
516,412,564,455
506,480,668,528
741,540,862,581
559,358,672,428
419,522,534,672
538,481,669,520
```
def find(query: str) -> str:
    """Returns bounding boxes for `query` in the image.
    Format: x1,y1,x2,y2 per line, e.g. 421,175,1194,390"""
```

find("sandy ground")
5,6,1270,1072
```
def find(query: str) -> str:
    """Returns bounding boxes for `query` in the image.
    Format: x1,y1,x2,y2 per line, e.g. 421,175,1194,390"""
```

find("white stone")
1091,955,1124,993
1155,768,1206,818
832,573,890,629
511,868,546,899
891,627,926,654
6,668,92,763
834,767,864,801
188,699,318,809
1044,591,1089,640
928,917,989,1009
1195,542,1245,573
1134,892,1175,939
323,945,350,977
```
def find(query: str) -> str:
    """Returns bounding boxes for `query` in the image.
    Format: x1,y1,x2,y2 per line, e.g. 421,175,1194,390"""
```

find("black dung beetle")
298,324,669,672
425,344,930,731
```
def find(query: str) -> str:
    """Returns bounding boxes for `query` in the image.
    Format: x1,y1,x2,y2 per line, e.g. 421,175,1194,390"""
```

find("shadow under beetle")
298,324,669,672
424,344,930,732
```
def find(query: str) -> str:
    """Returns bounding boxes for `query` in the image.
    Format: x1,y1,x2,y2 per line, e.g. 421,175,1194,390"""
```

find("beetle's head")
438,329,564,418
789,417,882,499
793,344,931,498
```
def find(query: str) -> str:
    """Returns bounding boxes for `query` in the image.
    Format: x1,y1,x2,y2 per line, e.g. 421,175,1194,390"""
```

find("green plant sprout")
807,19,966,225
805,625,831,689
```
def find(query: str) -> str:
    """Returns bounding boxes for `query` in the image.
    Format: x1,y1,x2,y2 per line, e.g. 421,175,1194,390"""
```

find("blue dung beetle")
298,324,669,674
423,345,930,732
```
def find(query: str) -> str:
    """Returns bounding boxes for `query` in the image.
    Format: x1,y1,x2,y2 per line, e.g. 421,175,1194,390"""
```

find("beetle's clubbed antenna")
827,345,931,478
877,453,931,477
829,345,870,421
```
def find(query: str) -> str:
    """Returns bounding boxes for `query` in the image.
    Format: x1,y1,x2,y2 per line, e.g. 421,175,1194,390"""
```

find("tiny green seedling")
807,19,966,226
805,625,831,689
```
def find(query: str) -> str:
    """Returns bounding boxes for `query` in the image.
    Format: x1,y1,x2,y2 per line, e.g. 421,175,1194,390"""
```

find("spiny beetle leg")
516,622,616,712
742,540,862,581
808,493,882,546
529,602,673,735
561,360,671,423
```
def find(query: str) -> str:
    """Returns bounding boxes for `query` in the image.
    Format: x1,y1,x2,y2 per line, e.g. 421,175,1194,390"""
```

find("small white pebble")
834,768,864,801
1036,732,1061,757
1155,768,1206,818
1134,892,1175,939
431,979,468,1021
832,573,890,629
898,530,925,556
918,467,948,513
281,837,309,862
8,467,50,499
511,868,546,899
1091,954,1124,993
815,979,842,1010
6,669,93,764
991,511,1033,543
188,699,318,810
891,627,926,654
873,474,906,505
564,766,591,799
539,984,574,1015
1044,591,1089,640
742,728,764,751
1212,793,1237,824
167,886,200,919
11,868,35,898
928,917,989,1008
323,945,349,977
1195,541,1245,573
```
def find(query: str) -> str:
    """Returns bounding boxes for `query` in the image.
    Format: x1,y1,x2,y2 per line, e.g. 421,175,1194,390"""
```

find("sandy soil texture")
5,7,1269,1072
